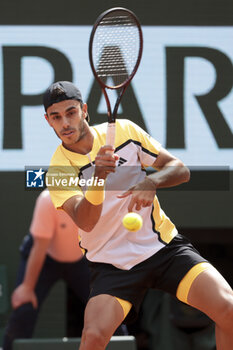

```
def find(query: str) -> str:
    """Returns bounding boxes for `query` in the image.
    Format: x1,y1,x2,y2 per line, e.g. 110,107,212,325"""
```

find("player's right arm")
62,195,102,232
63,145,118,232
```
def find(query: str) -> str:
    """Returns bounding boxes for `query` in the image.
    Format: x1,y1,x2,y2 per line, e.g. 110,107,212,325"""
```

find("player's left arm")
118,147,190,211
147,146,190,189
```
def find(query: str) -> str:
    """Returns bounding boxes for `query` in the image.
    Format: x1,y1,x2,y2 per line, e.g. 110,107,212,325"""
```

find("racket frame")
89,7,143,124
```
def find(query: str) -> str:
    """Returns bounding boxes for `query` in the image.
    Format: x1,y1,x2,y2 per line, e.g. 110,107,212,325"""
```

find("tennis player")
44,81,233,350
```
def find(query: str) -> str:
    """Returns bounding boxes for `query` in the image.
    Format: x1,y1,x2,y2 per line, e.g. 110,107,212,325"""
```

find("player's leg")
177,264,233,350
79,294,131,350
66,259,129,337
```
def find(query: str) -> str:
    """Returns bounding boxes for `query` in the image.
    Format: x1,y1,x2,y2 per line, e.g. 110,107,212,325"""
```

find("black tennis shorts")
88,234,208,324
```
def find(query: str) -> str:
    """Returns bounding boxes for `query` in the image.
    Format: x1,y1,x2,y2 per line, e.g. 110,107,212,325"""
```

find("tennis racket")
89,7,143,153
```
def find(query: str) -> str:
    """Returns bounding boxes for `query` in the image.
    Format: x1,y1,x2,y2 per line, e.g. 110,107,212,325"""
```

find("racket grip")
106,123,115,154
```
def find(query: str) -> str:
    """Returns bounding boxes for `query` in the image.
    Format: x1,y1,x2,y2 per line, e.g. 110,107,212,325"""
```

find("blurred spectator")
2,189,90,350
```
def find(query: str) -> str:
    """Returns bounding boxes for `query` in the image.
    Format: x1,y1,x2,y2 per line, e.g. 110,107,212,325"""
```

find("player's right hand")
11,284,38,309
117,177,157,212
94,146,119,180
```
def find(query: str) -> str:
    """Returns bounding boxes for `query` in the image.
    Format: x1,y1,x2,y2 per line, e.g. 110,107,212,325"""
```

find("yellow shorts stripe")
176,262,211,304
115,297,132,319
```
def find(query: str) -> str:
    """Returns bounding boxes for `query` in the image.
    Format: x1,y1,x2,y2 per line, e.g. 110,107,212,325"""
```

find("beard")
76,118,86,143
53,120,86,144
53,118,88,148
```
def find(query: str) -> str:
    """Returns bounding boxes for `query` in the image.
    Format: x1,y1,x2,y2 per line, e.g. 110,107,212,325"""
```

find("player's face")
45,100,88,146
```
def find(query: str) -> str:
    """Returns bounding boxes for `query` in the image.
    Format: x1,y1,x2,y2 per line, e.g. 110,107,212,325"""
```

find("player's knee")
82,326,107,349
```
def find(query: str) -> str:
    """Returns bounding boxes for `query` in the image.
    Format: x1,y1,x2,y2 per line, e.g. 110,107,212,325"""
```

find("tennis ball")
122,212,143,232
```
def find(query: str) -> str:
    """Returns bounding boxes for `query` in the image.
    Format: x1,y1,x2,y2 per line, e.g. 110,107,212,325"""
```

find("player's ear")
44,113,51,126
82,103,88,114
82,103,88,120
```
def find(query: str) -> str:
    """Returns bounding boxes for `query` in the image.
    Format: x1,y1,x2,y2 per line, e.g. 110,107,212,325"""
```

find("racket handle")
106,123,116,155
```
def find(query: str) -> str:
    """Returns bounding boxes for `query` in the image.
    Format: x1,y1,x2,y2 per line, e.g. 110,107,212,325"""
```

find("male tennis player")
44,81,233,350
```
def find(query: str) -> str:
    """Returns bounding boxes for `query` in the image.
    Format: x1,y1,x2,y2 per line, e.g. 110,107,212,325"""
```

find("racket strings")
100,15,135,26
97,46,128,77
92,12,140,87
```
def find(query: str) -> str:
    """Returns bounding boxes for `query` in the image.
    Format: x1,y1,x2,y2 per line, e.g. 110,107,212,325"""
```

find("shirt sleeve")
29,190,55,239
46,165,84,209
125,120,161,167
47,145,84,209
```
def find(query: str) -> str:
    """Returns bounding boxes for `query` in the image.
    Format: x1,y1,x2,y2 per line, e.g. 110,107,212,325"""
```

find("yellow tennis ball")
122,212,143,232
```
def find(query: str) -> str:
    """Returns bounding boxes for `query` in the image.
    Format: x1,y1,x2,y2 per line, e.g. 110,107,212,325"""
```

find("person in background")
2,189,90,350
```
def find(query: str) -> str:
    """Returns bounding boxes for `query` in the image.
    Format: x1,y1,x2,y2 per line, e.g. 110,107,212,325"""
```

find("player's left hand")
117,177,157,212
